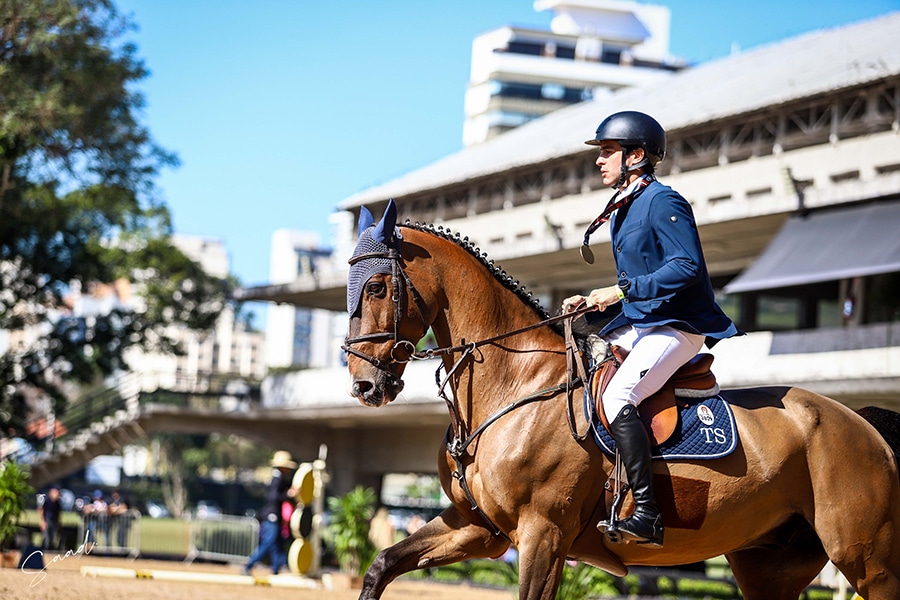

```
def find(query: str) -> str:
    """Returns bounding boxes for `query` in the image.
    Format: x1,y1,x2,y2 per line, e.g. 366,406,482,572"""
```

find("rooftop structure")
464,0,685,146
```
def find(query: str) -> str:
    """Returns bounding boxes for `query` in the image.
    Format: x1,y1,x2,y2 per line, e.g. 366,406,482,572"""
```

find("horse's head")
344,199,432,407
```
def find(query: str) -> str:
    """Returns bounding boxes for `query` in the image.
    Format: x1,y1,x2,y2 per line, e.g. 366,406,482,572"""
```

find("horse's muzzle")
351,373,405,407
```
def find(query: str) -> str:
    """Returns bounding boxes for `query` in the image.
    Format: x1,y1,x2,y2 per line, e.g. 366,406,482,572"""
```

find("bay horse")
344,201,900,600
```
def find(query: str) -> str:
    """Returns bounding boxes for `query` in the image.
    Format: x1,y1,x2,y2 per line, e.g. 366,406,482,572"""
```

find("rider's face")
595,141,625,188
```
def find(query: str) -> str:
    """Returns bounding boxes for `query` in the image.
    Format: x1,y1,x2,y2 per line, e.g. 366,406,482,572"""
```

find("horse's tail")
857,406,900,475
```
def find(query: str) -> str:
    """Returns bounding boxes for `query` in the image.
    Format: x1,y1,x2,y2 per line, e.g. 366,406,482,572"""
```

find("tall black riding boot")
598,405,664,547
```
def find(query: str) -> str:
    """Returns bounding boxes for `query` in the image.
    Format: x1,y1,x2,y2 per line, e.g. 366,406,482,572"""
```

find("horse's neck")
433,263,538,355
428,248,564,426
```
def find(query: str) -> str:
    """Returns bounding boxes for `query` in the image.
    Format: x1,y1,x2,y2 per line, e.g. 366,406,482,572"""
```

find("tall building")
463,0,685,146
125,235,266,389
265,230,343,369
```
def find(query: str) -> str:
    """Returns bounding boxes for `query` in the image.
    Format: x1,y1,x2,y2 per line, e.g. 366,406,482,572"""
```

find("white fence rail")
185,514,259,564
76,512,258,564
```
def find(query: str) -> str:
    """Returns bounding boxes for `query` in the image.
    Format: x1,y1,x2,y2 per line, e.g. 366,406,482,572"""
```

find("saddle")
592,346,719,447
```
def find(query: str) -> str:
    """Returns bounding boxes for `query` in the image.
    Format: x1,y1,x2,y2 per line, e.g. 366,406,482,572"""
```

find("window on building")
715,289,740,324
868,272,900,323
541,83,565,100
491,81,589,104
556,44,576,60
756,295,803,330
506,40,544,56
723,279,852,332
601,48,622,65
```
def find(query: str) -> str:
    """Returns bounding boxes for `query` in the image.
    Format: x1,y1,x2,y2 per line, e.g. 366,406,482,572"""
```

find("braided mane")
400,220,551,321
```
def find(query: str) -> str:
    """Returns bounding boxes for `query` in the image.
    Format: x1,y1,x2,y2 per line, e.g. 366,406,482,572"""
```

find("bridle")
343,239,595,539
342,247,431,372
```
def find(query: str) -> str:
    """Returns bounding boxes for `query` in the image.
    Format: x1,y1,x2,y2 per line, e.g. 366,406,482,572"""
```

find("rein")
416,306,595,360
345,242,596,539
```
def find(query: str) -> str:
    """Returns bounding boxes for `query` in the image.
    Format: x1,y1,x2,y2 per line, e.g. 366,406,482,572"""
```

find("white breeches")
602,325,705,424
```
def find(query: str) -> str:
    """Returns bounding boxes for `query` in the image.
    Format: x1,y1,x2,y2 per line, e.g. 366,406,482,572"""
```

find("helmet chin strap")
617,149,631,188
627,157,651,171
617,148,652,189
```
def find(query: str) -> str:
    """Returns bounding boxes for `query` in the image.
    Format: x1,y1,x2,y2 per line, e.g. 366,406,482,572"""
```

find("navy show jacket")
597,180,741,347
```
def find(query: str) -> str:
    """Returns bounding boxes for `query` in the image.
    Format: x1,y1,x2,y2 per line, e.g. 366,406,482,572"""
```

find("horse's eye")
366,281,386,296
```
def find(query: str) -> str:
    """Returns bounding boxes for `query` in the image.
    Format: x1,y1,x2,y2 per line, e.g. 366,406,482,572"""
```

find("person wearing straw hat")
242,450,298,575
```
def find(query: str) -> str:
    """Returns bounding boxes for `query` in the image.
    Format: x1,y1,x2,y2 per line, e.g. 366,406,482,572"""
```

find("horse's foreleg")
358,506,508,600
514,518,571,600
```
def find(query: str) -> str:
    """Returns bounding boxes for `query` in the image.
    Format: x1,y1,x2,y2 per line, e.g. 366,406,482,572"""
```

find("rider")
563,111,741,547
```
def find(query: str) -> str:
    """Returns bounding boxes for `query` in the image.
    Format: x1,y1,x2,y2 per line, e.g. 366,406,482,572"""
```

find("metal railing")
54,371,261,443
185,514,259,564
72,511,259,563
78,509,142,559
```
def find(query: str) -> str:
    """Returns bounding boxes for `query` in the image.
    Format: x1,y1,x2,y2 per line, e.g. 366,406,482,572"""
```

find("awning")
724,200,900,294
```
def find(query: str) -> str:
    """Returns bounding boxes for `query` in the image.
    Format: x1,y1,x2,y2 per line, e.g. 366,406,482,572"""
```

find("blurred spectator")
242,451,297,575
108,490,130,547
406,513,426,536
37,486,62,550
82,489,108,549
369,507,395,550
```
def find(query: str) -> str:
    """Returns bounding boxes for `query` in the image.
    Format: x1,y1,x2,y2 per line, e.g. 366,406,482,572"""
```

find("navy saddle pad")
583,391,739,461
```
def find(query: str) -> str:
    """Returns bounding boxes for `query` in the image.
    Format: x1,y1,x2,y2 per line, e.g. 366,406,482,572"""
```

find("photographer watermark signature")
21,530,93,587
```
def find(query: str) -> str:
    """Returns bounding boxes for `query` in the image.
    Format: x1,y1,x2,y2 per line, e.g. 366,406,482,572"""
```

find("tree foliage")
0,0,228,439
0,460,33,548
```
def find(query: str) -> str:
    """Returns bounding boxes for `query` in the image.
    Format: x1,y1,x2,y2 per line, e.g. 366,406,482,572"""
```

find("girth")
592,348,719,447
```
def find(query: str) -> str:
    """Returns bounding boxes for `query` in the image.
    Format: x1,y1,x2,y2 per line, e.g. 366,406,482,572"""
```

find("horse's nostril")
352,379,374,397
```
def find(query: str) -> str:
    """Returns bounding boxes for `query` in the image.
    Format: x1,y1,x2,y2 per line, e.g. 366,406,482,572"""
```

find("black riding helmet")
585,111,666,186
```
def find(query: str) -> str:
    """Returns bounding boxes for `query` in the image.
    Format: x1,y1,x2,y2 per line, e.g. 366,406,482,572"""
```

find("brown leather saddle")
592,346,719,446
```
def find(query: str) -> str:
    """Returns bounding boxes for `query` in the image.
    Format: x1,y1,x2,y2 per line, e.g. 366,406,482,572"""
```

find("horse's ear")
357,206,375,237
372,198,398,245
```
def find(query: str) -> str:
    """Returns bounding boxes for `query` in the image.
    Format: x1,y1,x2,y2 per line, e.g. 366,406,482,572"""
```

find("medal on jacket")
580,243,595,264
579,176,653,264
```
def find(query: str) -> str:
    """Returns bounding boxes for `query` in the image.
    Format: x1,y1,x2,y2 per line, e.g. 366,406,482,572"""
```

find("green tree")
0,0,227,439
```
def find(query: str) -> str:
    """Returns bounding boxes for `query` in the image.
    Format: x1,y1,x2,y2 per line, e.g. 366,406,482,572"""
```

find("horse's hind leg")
806,428,900,598
725,517,828,600
821,469,900,598
359,505,508,600
827,521,900,599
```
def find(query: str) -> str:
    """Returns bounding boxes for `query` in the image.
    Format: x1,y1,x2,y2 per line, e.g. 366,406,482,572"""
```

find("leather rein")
342,247,595,538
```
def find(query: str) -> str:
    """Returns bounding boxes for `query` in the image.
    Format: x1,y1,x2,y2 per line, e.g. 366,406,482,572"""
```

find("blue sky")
117,0,899,294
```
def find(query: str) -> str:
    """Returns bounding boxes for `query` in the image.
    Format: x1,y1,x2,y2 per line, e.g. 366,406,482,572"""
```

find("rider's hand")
585,285,621,312
562,295,587,313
